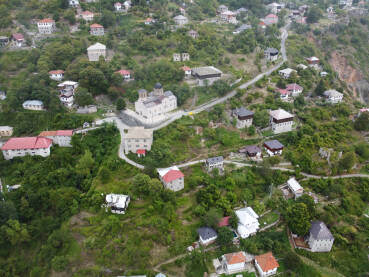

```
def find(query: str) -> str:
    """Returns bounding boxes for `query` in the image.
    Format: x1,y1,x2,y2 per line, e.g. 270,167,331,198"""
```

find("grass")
261,129,273,137
259,211,279,227
364,205,369,216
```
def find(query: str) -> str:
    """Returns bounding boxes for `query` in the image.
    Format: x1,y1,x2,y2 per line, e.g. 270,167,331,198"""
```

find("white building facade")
37,19,56,34
1,137,52,160
87,43,106,61
157,166,184,191
270,109,294,134
123,127,153,155
23,100,44,111
307,221,334,252
39,130,73,147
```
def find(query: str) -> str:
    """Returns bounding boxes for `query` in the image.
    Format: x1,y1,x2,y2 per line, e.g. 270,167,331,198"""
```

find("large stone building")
323,89,343,104
39,130,73,147
306,221,334,252
232,107,254,129
157,166,184,191
1,137,53,160
173,15,188,26
22,100,44,111
87,43,106,61
134,83,177,122
37,18,56,34
123,127,153,155
269,109,294,134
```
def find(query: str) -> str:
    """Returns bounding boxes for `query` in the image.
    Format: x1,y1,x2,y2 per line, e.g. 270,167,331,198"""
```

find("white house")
115,69,132,81
49,70,65,81
278,68,296,79
81,11,94,22
134,83,177,122
123,127,153,155
39,130,73,147
232,107,254,129
269,109,294,134
264,48,279,62
197,227,217,246
236,207,260,238
114,2,123,11
0,91,6,100
206,156,224,172
69,0,79,7
220,251,248,274
23,100,44,111
173,15,188,26
254,252,279,277
287,177,303,199
0,126,13,137
104,194,130,214
157,166,184,192
286,83,303,97
37,18,56,34
1,136,53,160
267,2,284,13
87,43,106,61
264,140,284,156
12,33,25,47
182,66,192,78
307,221,334,252
217,5,228,14
323,89,343,104
58,81,78,107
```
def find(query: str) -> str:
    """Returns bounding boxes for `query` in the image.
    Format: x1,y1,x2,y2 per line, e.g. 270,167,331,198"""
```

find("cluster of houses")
217,5,238,24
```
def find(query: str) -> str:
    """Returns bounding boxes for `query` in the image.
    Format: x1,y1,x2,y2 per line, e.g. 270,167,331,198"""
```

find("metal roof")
206,156,224,165
309,221,334,240
197,227,217,240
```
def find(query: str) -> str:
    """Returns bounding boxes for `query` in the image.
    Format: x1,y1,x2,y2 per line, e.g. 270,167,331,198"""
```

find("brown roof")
39,18,55,23
255,252,279,272
90,23,103,28
224,252,246,265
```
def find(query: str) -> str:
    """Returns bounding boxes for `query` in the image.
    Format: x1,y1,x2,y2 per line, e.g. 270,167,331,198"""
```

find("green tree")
306,6,323,23
202,207,222,229
74,87,94,107
0,201,17,225
338,151,356,172
79,66,109,96
354,112,369,131
116,98,126,111
216,227,234,246
253,110,269,128
76,150,95,176
286,203,311,236
0,219,30,245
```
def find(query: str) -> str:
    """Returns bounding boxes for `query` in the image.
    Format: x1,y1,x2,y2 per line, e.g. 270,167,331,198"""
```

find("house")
123,0,131,11
306,221,334,252
306,56,320,67
197,227,217,245
217,5,228,14
206,156,224,172
286,83,303,97
267,2,284,14
297,64,308,70
358,108,369,117
104,194,130,214
277,89,290,101
0,126,13,137
90,23,104,36
0,36,9,47
278,68,296,79
254,252,279,277
157,166,184,191
58,81,78,107
37,18,56,34
49,70,65,81
182,66,192,78
76,105,97,114
239,145,262,160
188,30,199,39
264,140,284,156
233,24,251,34
320,71,328,77
114,2,123,11
264,48,279,61
191,66,222,86
173,15,188,26
81,11,94,21
235,7,248,14
23,100,44,111
287,177,303,199
145,17,154,25
232,107,254,129
0,91,6,100
295,16,307,24
12,33,25,47
220,251,248,274
69,0,79,7
39,130,73,147
87,42,106,61
259,21,267,29
173,53,181,62
323,89,343,104
218,216,230,227
123,127,153,155
116,69,132,81
270,109,294,134
220,11,238,24
263,14,278,25
182,53,190,61
134,83,177,122
236,207,260,238
1,136,53,160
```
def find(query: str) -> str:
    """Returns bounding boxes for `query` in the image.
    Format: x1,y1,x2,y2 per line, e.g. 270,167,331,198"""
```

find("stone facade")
37,19,56,34
87,43,106,61
270,109,294,134
123,127,153,155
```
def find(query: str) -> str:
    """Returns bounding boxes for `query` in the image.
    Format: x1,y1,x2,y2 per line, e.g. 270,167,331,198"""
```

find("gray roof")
164,90,173,97
240,145,261,154
310,221,334,240
197,227,217,240
233,107,254,117
265,47,279,55
264,140,284,149
207,156,224,165
236,24,251,31
138,89,147,94
154,82,162,89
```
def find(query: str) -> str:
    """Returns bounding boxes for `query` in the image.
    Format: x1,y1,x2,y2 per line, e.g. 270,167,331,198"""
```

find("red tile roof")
49,70,65,75
278,89,289,95
255,252,279,272
224,252,246,265
39,130,73,137
286,83,302,91
116,69,131,75
218,216,230,227
162,169,184,183
1,137,52,151
12,33,24,40
136,149,146,155
266,14,278,18
39,18,55,23
82,11,94,15
90,23,103,28
182,66,191,71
